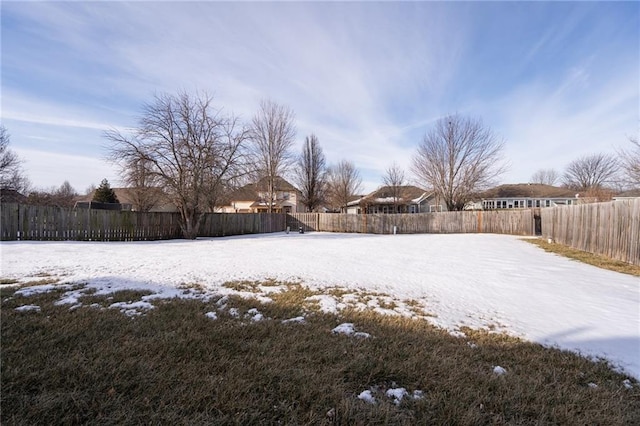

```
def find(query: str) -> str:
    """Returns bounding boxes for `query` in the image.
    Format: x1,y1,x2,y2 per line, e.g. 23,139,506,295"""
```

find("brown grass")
2,283,638,425
524,238,640,276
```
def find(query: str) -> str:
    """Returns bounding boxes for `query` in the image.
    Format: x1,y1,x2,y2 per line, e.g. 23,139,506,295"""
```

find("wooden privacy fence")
0,204,285,241
541,199,640,266
4,201,637,266
287,210,534,236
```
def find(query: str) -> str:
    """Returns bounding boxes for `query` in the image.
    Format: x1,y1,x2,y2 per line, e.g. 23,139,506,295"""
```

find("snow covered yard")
2,232,638,378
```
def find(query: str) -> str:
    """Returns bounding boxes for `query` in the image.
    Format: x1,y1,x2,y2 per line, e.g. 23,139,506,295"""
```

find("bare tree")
55,181,78,207
411,114,507,211
25,181,78,208
561,153,619,191
326,160,363,212
382,162,406,213
121,157,163,212
530,168,560,186
293,134,327,212
249,99,296,213
617,136,640,188
0,125,30,195
105,91,250,239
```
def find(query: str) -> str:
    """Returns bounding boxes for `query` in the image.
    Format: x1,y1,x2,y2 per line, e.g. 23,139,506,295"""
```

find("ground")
2,232,638,379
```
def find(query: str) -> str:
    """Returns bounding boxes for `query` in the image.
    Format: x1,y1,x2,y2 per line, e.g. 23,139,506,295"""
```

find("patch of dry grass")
524,238,640,276
2,283,638,425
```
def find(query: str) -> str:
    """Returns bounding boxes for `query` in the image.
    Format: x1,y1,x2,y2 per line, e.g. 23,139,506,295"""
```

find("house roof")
223,176,300,204
77,187,174,211
614,188,640,198
477,184,578,199
255,176,298,192
353,185,430,206
77,188,132,205
0,188,27,203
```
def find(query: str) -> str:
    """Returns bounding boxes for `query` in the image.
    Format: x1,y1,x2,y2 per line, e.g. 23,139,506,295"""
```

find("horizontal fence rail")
541,199,640,266
0,204,285,241
287,210,534,236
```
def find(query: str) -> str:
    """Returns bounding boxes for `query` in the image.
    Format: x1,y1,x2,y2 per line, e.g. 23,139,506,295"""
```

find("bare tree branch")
0,125,30,195
617,136,640,188
249,99,296,213
105,91,250,238
530,168,560,186
293,134,327,212
382,162,406,213
326,160,362,211
411,114,507,211
561,153,619,191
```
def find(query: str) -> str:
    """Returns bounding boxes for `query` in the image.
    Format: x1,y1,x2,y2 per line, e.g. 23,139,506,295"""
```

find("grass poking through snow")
524,238,640,276
2,283,638,425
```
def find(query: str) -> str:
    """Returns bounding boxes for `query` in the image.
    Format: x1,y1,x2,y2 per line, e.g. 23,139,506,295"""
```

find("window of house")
545,200,550,207
527,200,532,208
536,200,541,208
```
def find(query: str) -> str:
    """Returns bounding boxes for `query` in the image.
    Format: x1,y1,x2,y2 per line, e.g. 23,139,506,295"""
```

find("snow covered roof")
477,184,578,200
354,185,431,206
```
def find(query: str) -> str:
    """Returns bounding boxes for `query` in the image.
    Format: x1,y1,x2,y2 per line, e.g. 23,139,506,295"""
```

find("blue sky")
1,1,638,194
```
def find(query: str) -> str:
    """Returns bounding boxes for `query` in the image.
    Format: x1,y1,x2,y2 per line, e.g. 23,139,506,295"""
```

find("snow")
386,387,408,405
246,308,265,322
1,232,638,378
14,283,74,297
358,386,424,405
282,316,306,324
109,300,155,316
358,390,376,404
493,366,508,376
205,311,218,320
332,323,371,338
14,304,41,312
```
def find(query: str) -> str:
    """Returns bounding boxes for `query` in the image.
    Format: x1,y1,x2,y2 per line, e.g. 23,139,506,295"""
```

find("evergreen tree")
93,179,119,203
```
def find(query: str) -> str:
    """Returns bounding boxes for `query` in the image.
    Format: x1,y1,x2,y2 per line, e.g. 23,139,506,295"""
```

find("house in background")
346,185,445,214
612,189,640,201
75,187,178,212
0,188,27,204
473,183,580,210
217,176,304,213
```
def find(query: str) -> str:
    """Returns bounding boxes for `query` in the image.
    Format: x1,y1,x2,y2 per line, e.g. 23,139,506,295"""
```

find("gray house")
472,184,580,210
346,185,446,214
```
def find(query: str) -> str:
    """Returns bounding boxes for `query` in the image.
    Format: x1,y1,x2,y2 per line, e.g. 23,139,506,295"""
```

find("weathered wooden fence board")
288,210,534,236
541,199,640,266
0,204,285,241
3,201,637,266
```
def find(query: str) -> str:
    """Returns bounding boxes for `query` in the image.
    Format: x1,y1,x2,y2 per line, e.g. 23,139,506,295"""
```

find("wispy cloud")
14,148,120,193
1,1,637,192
